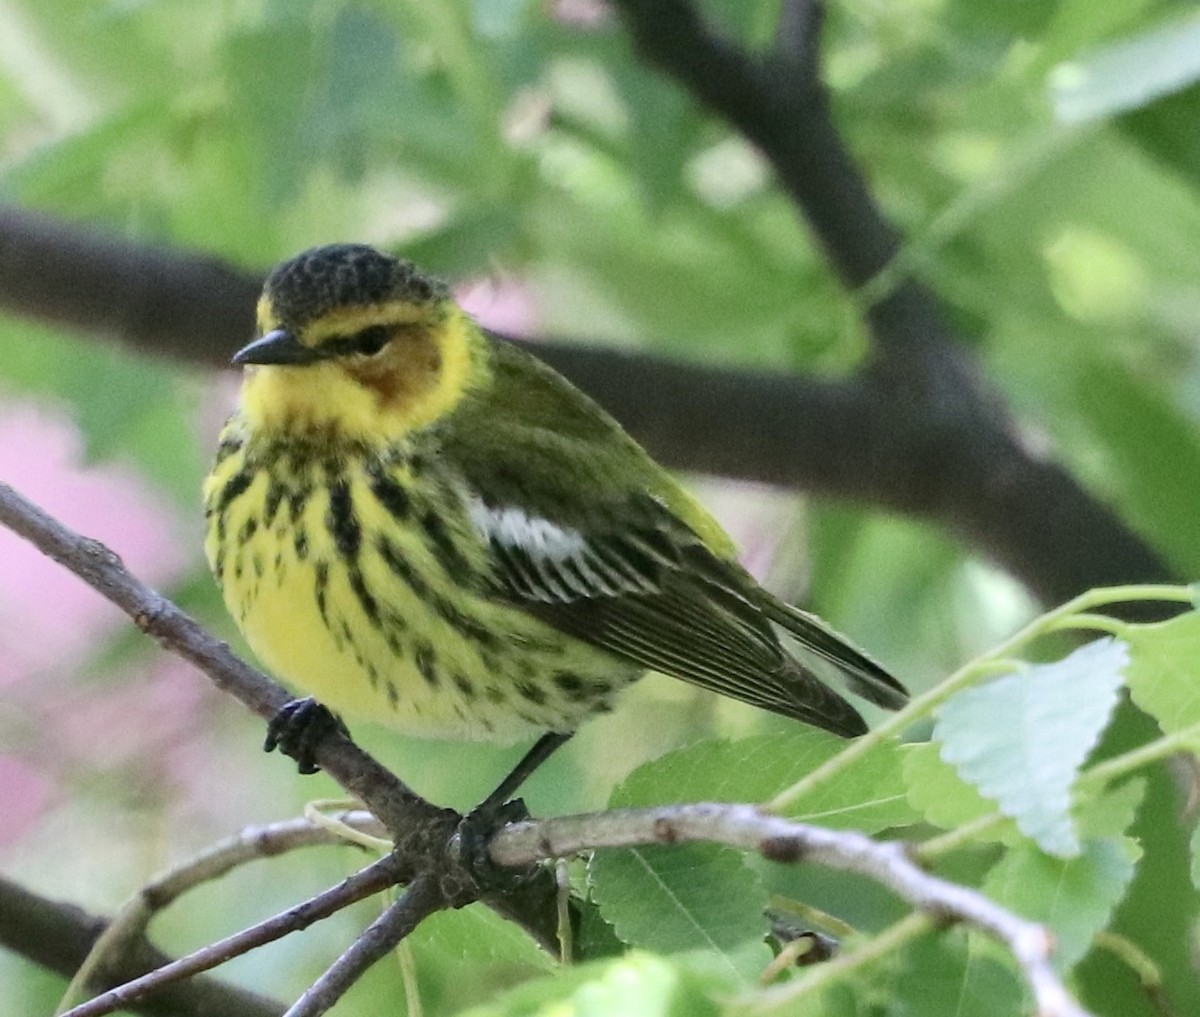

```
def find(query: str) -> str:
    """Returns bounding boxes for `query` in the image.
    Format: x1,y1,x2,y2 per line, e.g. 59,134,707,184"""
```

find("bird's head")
235,244,481,442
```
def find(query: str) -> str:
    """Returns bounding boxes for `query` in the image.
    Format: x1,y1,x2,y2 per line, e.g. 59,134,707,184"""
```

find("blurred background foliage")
2,0,1200,1014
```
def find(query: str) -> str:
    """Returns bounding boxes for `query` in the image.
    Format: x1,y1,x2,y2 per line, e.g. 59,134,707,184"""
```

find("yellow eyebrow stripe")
303,303,438,345
255,295,439,345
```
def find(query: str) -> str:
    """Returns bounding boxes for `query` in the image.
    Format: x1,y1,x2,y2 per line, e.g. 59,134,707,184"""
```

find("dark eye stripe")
320,325,392,357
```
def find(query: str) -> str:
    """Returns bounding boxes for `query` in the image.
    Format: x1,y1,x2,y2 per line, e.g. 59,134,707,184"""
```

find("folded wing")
467,493,899,738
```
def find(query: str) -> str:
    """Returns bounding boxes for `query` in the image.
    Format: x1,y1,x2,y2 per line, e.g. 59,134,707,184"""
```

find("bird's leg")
263,696,349,774
455,731,573,885
481,730,573,814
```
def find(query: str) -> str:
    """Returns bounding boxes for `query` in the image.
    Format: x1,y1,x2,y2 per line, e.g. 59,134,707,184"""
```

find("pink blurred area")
0,396,194,845
456,275,539,336
0,399,188,684
0,756,50,849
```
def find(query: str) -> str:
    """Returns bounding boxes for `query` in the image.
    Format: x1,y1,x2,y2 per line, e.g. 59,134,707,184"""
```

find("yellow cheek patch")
401,307,477,430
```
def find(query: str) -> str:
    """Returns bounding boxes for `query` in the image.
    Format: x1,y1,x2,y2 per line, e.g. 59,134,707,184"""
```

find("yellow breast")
203,428,635,743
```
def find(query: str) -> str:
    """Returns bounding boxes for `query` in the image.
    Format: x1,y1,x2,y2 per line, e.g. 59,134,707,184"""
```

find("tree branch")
611,0,898,292
0,206,1175,608
283,875,442,1017
61,855,406,1017
63,812,386,1012
0,480,566,953
604,0,1176,613
0,206,258,366
0,875,285,1017
491,803,1091,1017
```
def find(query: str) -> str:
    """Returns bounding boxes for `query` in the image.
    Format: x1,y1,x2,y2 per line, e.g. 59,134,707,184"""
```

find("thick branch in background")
60,855,410,1017
0,876,284,1017
0,206,1173,609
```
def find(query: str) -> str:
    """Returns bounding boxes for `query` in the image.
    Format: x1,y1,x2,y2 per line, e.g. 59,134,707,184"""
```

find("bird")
203,243,907,809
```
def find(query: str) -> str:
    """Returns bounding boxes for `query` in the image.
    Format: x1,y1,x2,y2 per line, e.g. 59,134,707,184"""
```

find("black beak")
232,329,326,367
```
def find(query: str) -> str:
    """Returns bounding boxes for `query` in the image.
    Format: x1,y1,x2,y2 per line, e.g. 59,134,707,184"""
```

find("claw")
453,797,535,890
264,697,348,774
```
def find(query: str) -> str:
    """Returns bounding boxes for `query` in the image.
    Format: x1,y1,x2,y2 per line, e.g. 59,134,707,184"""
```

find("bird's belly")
208,465,636,742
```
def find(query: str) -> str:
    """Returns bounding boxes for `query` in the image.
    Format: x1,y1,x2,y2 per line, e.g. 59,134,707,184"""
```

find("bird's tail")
761,597,909,711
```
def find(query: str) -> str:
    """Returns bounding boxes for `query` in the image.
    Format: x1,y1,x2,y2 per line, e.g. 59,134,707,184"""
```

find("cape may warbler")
204,244,906,785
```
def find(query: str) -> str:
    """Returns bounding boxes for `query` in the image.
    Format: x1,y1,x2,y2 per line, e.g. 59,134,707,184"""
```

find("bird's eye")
355,325,391,357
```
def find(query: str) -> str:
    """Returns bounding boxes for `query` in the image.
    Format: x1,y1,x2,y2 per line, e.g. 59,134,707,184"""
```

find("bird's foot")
453,796,534,890
264,697,348,774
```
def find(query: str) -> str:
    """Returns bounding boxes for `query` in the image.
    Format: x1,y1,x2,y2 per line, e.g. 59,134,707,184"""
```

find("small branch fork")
492,804,1091,1017
55,811,384,1015
60,854,407,1017
0,875,285,1017
282,875,442,1017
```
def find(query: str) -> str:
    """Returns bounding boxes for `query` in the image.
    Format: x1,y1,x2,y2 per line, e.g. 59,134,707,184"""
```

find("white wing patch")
468,499,587,558
467,497,658,602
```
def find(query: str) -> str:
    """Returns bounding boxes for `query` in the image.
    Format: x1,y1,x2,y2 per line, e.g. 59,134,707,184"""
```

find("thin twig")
283,875,443,1017
1093,932,1179,1017
756,912,931,1007
491,803,1092,1017
0,876,285,1017
767,582,1194,811
60,855,407,1017
60,813,384,1013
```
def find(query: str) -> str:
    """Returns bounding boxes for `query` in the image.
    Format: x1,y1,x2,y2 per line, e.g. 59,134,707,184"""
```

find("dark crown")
263,244,450,330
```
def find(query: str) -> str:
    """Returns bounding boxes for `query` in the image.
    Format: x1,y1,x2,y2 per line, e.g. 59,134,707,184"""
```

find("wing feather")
467,495,876,737
440,336,904,736
762,599,909,710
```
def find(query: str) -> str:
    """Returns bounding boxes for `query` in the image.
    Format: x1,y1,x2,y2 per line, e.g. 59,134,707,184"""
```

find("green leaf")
575,903,626,962
1050,12,1200,124
612,733,917,832
1075,777,1146,841
1072,361,1200,576
1119,81,1200,184
588,844,770,984
900,742,1019,843
935,638,1127,856
407,901,553,975
457,951,730,1017
982,837,1140,971
586,733,914,982
1123,611,1200,748
402,902,554,1013
888,931,1027,1017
